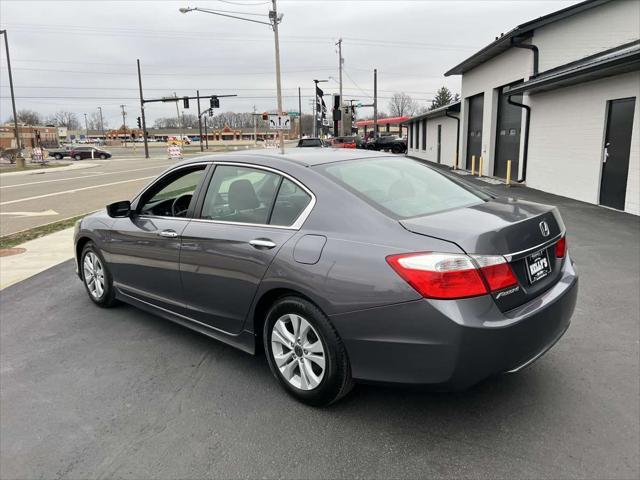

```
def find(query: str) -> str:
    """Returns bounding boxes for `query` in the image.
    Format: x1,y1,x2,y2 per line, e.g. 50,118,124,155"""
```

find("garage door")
494,87,522,178
466,94,483,169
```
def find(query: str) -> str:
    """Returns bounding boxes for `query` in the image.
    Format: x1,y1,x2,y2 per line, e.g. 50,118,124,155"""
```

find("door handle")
249,239,276,249
158,230,179,238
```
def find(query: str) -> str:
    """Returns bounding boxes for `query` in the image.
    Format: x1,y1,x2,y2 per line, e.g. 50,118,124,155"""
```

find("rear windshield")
319,157,488,218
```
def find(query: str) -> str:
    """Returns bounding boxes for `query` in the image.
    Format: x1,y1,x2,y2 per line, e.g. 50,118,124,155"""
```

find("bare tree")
7,109,42,125
388,93,418,117
48,111,80,129
86,111,108,130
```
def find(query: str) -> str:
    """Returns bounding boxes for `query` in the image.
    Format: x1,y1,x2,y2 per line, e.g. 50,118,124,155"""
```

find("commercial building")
355,116,410,139
407,102,460,167
408,0,640,214
0,125,59,150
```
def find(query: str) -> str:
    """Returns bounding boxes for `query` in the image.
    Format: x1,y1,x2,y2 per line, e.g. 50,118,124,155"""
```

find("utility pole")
83,113,89,140
373,68,378,138
0,30,21,153
120,104,127,147
298,86,302,138
253,105,257,144
337,38,343,136
97,106,105,141
270,0,285,154
197,90,204,152
313,86,317,137
174,92,184,145
137,59,149,158
204,115,209,150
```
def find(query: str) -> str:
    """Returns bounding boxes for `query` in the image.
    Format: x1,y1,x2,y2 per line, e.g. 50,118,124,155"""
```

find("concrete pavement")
0,173,638,479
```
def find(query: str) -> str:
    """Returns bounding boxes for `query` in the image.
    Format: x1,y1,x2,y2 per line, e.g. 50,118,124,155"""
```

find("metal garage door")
466,94,483,169
494,87,523,178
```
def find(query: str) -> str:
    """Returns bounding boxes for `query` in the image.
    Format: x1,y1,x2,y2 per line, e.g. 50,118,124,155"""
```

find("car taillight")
386,252,518,300
555,236,567,258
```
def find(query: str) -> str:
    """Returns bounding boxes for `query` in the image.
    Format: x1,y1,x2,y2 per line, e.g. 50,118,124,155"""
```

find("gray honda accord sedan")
74,149,578,406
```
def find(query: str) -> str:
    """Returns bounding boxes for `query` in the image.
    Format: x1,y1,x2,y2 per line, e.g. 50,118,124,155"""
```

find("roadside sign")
268,114,291,130
32,147,44,163
287,111,300,117
167,145,183,160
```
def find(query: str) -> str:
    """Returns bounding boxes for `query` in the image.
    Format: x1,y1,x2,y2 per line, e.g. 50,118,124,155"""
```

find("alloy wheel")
83,251,105,299
270,313,326,390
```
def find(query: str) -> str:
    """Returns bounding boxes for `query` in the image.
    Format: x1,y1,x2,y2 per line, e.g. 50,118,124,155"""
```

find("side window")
138,166,205,218
270,178,312,226
200,166,281,225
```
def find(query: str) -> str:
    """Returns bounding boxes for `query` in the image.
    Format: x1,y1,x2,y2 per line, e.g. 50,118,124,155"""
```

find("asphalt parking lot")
1,176,638,479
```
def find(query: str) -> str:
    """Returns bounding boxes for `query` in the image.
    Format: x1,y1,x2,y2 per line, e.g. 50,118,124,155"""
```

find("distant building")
0,125,59,150
406,102,460,166
409,0,640,214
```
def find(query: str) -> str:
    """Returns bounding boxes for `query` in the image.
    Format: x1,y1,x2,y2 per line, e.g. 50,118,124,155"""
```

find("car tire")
54,153,63,160
99,154,107,159
81,242,118,308
263,296,354,406
392,145,402,154
74,154,82,161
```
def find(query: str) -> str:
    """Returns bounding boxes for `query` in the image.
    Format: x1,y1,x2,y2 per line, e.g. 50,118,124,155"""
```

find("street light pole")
83,113,89,141
97,106,105,141
197,90,204,152
270,0,285,154
0,30,21,152
137,59,149,158
179,3,285,153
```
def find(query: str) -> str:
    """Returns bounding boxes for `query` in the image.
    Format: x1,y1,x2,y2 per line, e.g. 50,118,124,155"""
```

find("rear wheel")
74,154,82,161
54,153,63,160
81,242,117,307
392,144,403,154
99,153,107,159
264,296,353,406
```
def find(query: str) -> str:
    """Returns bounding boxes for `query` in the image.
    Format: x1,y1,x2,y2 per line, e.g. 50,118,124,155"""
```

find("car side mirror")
106,200,131,218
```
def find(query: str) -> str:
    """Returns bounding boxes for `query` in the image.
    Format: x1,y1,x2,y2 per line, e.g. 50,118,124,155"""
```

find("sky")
0,0,581,128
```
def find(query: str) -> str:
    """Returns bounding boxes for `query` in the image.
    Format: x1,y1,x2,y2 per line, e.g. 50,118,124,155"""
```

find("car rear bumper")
330,253,578,389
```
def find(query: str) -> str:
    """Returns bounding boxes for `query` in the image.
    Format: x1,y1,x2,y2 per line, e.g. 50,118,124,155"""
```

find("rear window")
319,157,488,218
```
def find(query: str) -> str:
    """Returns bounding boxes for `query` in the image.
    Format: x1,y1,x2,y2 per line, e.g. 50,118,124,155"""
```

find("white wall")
408,114,459,167
527,71,640,214
533,0,640,71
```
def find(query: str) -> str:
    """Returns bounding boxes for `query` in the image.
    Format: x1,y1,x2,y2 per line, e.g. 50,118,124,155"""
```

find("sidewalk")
0,227,74,290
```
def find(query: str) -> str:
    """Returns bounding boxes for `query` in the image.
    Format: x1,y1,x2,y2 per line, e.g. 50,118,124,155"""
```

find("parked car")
74,150,577,406
48,145,74,160
366,135,407,153
69,146,112,160
331,136,364,149
297,138,324,148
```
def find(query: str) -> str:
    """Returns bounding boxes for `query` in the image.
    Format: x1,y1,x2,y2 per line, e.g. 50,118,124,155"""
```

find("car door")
179,163,314,334
107,163,209,313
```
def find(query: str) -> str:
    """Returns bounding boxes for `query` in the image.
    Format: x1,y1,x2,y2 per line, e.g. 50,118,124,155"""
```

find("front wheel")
54,153,63,160
81,242,117,307
99,154,107,159
74,154,82,161
264,296,353,406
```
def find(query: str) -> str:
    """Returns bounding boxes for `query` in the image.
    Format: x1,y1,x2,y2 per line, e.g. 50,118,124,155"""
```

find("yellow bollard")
506,160,512,187
479,156,484,178
471,155,476,176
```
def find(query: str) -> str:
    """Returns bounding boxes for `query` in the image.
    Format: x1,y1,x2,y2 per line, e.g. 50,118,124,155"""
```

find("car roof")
178,148,394,168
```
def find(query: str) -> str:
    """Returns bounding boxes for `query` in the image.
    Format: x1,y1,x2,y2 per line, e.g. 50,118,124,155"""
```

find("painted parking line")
0,176,156,206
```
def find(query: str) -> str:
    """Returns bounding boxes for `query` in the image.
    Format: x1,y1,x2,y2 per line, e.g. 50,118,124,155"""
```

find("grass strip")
0,215,85,250
0,163,68,174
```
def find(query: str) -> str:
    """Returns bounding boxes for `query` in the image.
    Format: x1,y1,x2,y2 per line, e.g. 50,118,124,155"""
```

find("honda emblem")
539,220,550,237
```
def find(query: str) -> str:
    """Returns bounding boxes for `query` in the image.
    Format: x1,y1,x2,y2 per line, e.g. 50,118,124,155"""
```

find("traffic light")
210,96,220,109
183,97,190,109
262,112,269,121
136,117,141,128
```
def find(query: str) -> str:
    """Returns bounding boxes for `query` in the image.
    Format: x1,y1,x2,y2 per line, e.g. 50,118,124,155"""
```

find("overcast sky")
0,0,581,127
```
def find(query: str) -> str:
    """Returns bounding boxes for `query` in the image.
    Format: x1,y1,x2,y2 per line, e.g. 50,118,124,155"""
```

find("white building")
410,0,640,214
407,102,460,167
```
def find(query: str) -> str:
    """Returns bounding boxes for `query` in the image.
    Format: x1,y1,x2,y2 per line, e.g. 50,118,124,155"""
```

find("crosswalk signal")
210,96,220,109
183,97,190,109
136,117,141,128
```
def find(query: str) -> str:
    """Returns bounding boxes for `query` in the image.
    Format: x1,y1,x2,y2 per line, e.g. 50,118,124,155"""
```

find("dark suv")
366,135,407,154
69,146,112,160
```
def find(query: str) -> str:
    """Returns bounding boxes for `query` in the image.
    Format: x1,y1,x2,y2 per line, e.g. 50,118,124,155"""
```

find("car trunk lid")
400,197,566,311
